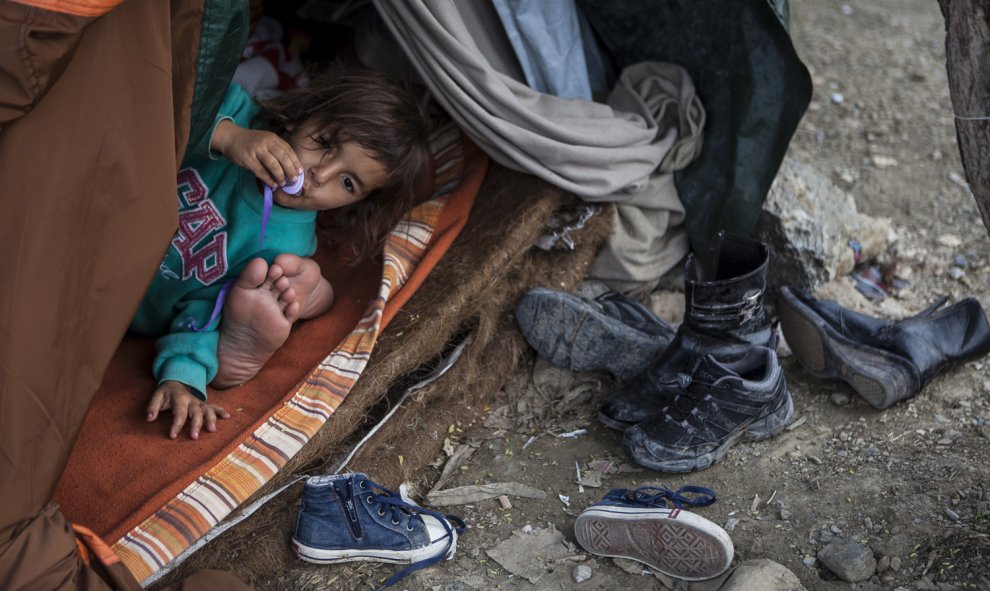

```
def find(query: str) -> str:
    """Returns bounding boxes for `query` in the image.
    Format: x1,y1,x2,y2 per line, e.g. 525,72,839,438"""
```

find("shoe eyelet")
407,525,414,531
391,519,400,525
366,496,373,504
359,481,367,488
378,508,385,516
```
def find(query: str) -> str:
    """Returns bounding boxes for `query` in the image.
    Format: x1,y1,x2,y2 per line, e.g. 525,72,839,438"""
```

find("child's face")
276,124,388,211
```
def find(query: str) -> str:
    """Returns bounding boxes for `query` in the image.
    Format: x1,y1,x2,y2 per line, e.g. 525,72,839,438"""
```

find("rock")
944,507,960,521
830,392,852,406
877,555,890,572
720,559,808,591
573,564,592,583
937,234,963,248
754,155,895,298
817,539,877,582
889,556,902,571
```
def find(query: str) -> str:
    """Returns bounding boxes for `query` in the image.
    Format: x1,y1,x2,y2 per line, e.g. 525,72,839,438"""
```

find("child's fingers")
265,148,297,187
255,154,282,188
146,390,165,421
212,404,231,420
204,406,218,433
169,397,190,440
188,406,204,440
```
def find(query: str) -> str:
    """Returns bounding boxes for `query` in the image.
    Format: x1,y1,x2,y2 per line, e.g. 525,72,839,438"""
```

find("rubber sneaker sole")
516,288,668,379
622,392,794,473
574,505,733,580
777,290,919,409
292,515,458,565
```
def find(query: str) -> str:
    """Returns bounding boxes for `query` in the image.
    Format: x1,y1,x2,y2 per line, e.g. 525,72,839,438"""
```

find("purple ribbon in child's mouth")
186,173,304,332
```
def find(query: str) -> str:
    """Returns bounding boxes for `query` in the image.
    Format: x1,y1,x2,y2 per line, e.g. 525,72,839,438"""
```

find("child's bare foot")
214,258,298,388
272,253,335,319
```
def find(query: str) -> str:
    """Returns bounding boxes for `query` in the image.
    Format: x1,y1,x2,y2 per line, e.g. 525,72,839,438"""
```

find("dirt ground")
276,1,990,589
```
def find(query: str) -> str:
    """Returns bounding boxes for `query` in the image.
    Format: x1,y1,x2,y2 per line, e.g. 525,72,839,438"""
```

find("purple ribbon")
186,174,301,332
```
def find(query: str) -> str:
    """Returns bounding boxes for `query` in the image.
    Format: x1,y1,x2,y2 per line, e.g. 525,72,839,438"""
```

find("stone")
754,155,895,297
572,564,592,583
889,556,902,571
720,559,808,591
830,392,852,406
818,539,877,582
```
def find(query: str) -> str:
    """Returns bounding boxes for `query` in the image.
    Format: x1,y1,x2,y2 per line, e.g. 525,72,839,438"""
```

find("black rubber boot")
778,286,990,409
599,234,775,431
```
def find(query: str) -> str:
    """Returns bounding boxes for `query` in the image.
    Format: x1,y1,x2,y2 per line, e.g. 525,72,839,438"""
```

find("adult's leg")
0,0,252,588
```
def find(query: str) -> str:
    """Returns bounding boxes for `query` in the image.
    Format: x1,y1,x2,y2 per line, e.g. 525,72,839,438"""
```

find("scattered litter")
499,495,512,510
521,434,539,450
559,494,571,507
575,462,585,494
725,516,740,532
578,466,605,488
429,443,477,493
557,429,588,439
765,490,778,506
786,416,807,431
486,524,579,583
750,494,761,513
831,93,845,105
535,204,602,252
612,557,647,575
851,264,909,301
426,482,547,506
948,172,969,190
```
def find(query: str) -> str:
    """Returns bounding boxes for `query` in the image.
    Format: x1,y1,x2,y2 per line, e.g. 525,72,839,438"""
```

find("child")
130,71,431,440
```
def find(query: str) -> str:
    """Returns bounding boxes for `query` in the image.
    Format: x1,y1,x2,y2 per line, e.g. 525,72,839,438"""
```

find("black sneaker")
515,287,676,379
622,347,793,473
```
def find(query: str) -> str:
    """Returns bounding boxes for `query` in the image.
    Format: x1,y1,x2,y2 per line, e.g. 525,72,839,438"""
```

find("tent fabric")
490,0,610,100
0,0,204,536
0,2,94,123
53,123,487,583
371,0,702,290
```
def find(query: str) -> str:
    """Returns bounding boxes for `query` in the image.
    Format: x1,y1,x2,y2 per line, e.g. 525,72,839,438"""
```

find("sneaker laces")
603,485,717,509
662,383,713,424
354,477,467,589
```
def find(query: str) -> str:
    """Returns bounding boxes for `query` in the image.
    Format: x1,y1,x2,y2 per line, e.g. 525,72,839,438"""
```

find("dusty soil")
277,1,990,589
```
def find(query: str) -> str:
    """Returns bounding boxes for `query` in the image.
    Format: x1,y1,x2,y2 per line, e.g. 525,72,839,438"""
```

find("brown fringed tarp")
153,163,613,589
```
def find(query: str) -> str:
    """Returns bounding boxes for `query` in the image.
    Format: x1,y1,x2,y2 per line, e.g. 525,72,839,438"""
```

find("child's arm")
146,380,231,440
211,119,303,189
146,298,227,439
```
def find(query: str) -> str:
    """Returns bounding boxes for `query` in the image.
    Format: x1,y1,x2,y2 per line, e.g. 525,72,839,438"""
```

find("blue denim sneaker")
574,485,733,581
292,473,465,588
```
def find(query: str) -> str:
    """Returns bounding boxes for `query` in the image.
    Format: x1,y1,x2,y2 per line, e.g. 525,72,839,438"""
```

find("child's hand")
212,120,303,189
146,380,231,440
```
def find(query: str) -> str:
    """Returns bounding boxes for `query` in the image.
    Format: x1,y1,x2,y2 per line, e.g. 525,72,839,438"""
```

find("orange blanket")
54,127,486,582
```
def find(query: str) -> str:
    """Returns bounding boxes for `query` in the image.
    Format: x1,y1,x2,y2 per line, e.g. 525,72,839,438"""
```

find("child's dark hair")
257,70,431,264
